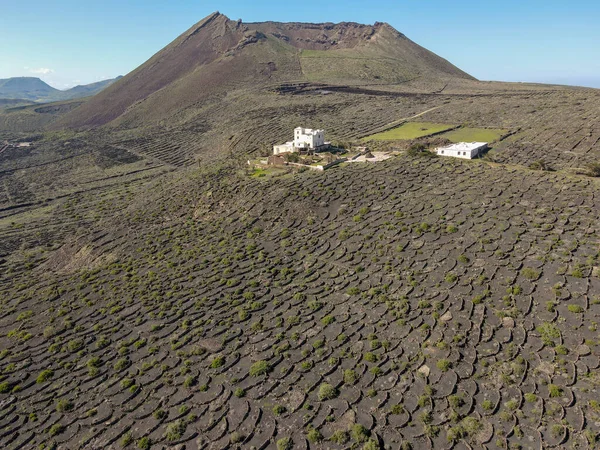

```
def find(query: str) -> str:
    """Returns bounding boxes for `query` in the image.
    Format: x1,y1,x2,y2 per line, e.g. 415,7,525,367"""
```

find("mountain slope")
0,98,36,109
251,20,474,83
57,12,474,129
0,76,120,102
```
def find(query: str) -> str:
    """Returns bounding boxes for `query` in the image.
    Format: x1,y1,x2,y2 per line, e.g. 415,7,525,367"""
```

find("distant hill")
0,98,36,109
0,78,55,101
59,77,123,101
57,12,474,129
0,76,121,102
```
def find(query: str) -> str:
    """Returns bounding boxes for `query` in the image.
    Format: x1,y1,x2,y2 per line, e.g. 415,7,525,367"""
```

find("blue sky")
1,0,599,89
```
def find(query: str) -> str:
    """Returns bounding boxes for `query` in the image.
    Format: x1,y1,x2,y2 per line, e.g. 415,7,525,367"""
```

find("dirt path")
359,106,443,138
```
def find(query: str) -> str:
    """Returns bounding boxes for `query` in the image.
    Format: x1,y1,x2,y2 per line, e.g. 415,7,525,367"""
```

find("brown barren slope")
55,12,474,130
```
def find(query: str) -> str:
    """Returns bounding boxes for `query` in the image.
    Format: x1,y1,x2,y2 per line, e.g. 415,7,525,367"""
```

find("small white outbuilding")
436,142,488,159
273,142,294,155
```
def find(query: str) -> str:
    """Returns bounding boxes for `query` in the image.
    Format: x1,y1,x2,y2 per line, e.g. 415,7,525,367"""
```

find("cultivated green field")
442,127,507,143
363,121,454,141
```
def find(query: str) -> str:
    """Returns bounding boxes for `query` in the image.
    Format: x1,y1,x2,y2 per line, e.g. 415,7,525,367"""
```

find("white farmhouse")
436,142,488,159
273,127,329,155
294,127,325,150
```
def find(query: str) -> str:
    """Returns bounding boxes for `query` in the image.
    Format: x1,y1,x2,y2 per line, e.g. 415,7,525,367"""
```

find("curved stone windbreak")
1,155,600,449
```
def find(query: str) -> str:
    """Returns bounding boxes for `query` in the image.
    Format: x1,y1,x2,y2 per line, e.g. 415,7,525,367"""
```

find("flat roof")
295,127,324,133
438,142,488,151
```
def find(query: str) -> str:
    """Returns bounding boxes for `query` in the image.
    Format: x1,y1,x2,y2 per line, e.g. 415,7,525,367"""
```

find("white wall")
437,149,474,159
273,144,293,155
437,145,486,159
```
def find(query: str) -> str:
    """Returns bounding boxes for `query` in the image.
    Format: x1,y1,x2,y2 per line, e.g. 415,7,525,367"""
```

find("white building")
273,127,329,155
436,142,488,159
294,127,325,150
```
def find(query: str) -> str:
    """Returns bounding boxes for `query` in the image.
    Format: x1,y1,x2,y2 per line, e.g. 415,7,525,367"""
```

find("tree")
284,152,300,163
586,163,600,177
407,143,435,157
528,160,551,171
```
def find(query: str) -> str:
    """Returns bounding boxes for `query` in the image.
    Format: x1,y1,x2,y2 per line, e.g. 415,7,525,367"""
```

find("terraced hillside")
3,77,600,171
1,153,600,449
0,134,171,257
0,100,86,133
1,11,600,450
